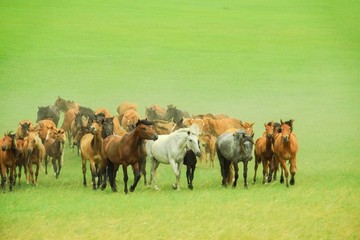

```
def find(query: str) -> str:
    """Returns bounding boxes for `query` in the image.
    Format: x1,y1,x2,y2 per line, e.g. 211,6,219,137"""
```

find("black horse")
36,105,61,126
183,149,198,190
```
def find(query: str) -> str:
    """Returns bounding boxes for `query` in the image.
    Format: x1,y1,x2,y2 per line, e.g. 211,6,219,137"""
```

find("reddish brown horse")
0,132,17,192
253,121,275,184
44,127,66,178
101,119,158,194
273,120,298,187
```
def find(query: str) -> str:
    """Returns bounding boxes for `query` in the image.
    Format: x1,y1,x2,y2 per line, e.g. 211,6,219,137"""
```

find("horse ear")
250,122,255,127
251,132,254,138
280,119,284,124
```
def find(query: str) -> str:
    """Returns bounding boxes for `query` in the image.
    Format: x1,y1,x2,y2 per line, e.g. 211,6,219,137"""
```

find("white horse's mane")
173,124,200,136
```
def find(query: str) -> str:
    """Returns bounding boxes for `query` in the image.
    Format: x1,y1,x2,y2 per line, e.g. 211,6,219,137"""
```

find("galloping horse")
16,120,33,139
253,121,275,184
216,130,254,188
80,121,104,189
23,132,45,185
44,127,66,178
273,120,298,187
36,105,61,127
102,119,158,194
0,132,17,192
54,96,79,112
146,125,202,191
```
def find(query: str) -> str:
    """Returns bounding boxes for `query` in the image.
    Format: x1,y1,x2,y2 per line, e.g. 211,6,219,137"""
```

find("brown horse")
80,121,104,189
273,120,298,187
101,119,158,194
253,121,275,184
61,109,79,146
23,132,45,185
116,102,138,123
54,96,79,112
14,138,27,186
120,109,141,132
16,120,34,139
202,117,243,137
34,119,57,143
199,134,216,168
0,132,17,192
44,127,66,178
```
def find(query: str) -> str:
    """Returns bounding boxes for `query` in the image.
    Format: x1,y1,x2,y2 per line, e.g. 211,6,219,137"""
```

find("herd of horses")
0,96,299,193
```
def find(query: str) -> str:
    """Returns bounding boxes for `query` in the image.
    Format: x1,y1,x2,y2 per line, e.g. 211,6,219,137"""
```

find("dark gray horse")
36,105,60,127
163,104,190,123
216,130,254,188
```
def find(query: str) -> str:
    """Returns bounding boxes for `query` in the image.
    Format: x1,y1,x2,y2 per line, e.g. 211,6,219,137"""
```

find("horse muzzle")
1,146,6,151
152,134,159,141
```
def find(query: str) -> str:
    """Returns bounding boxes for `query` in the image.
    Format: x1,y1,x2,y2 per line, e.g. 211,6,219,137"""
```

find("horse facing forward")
216,130,254,188
146,124,202,191
273,120,298,187
101,119,158,194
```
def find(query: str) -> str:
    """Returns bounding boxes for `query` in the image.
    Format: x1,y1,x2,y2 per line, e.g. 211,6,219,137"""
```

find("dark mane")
137,119,155,126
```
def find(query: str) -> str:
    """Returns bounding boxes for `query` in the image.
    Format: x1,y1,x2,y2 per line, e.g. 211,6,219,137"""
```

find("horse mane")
172,124,200,136
136,119,155,126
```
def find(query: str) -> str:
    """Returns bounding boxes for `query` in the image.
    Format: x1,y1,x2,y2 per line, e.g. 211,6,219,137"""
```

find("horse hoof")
172,184,177,190
154,186,160,191
188,184,193,190
290,179,295,185
280,178,284,184
100,184,106,191
130,186,135,192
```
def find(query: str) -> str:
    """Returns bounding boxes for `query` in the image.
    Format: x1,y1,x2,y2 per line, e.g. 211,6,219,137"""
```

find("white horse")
146,125,201,190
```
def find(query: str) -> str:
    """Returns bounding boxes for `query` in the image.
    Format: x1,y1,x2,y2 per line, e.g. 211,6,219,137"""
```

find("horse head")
234,130,254,161
1,132,15,151
89,122,102,136
185,125,202,157
100,117,114,139
264,121,274,138
280,120,292,143
136,119,158,141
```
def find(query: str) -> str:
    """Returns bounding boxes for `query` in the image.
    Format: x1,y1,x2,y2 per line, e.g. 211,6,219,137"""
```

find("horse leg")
90,161,97,190
217,151,229,187
130,162,140,192
290,157,297,185
51,157,58,178
122,165,129,194
149,157,160,191
186,166,191,190
273,156,279,181
173,162,181,190
253,155,259,184
34,163,39,186
232,162,239,188
45,155,48,175
279,159,289,187
262,158,268,184
82,158,87,186
1,167,6,193
243,160,249,188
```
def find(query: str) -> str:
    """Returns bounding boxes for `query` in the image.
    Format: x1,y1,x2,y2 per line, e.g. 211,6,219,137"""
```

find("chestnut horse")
202,117,243,137
101,119,158,194
253,121,275,184
0,132,17,192
273,120,298,187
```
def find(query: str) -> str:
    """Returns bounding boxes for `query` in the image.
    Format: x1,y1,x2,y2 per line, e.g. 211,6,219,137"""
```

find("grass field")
0,0,359,239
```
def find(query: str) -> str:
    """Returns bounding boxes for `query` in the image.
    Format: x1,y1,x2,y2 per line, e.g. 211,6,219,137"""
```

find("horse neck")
172,130,189,150
91,132,103,151
266,135,273,150
126,128,143,150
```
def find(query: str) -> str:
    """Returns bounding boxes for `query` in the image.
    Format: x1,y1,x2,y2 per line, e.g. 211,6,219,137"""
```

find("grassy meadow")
0,0,359,239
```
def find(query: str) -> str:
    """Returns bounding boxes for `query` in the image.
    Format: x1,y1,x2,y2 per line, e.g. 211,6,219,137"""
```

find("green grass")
0,0,359,239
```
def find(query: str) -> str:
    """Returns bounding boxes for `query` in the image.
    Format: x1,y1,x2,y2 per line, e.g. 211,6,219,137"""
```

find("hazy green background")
0,0,359,239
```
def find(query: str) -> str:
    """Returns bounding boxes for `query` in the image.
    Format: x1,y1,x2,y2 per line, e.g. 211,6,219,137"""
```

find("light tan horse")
80,121,104,189
273,120,298,187
202,117,242,137
120,109,141,132
23,132,45,185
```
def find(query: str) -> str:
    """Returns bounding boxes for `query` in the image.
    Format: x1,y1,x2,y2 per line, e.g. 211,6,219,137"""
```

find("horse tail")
227,163,234,185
